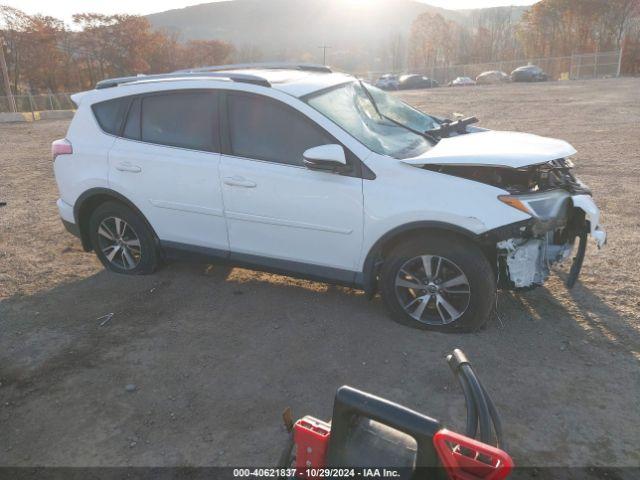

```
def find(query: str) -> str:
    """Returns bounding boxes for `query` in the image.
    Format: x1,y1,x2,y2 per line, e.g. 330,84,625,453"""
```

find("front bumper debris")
497,237,574,288
571,194,606,248
497,194,606,289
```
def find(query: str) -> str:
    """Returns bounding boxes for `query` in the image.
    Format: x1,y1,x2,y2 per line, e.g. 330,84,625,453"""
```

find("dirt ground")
1,78,639,472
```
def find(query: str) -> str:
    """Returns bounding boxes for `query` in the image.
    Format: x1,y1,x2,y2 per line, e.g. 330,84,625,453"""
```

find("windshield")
364,83,440,133
305,81,436,159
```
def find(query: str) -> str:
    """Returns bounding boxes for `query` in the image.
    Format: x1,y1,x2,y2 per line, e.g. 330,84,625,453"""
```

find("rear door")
219,91,364,279
108,90,228,252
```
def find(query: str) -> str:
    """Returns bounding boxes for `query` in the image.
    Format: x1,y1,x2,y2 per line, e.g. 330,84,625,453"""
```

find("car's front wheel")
379,234,495,332
89,201,159,275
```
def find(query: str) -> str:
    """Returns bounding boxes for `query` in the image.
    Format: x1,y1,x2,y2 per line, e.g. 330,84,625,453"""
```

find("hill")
146,0,529,71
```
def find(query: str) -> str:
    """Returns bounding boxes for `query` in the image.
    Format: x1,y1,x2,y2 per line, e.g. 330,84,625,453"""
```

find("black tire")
379,234,495,332
89,201,159,275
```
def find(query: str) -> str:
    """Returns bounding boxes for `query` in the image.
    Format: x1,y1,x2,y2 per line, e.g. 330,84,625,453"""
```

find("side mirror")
303,144,348,173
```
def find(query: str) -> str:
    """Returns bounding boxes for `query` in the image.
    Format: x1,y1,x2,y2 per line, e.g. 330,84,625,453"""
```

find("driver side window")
227,92,333,167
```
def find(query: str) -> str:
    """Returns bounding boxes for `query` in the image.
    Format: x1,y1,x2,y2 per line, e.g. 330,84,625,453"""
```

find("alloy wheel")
96,216,142,270
394,255,471,325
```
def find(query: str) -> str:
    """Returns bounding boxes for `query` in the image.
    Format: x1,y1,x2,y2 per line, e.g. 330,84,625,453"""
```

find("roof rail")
95,72,271,90
175,62,332,74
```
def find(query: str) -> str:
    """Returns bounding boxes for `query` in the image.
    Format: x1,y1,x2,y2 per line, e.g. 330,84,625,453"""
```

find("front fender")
357,219,485,294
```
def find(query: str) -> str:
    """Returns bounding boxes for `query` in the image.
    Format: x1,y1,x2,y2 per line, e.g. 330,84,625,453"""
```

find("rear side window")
141,92,219,152
92,97,130,135
227,93,332,166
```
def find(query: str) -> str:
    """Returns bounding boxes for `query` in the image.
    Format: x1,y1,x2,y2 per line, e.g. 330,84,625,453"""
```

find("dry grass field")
1,78,639,472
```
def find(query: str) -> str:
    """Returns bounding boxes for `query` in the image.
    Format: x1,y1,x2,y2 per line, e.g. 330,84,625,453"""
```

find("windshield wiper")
359,80,438,144
426,116,479,138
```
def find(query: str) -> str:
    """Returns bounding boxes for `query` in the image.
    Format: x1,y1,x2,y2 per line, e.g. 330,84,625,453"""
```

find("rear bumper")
57,198,75,223
57,198,80,238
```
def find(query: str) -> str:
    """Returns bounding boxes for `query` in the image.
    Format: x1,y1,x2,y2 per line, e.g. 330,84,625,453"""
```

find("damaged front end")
424,158,607,289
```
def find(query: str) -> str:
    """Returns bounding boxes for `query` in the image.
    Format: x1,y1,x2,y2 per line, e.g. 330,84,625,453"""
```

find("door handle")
223,176,256,188
116,162,142,173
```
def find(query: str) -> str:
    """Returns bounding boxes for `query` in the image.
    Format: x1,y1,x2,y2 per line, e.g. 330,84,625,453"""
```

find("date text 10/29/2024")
233,468,402,478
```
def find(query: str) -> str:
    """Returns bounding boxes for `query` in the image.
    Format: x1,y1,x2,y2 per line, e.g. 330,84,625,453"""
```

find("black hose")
480,383,504,449
447,349,503,448
461,364,492,445
447,355,478,438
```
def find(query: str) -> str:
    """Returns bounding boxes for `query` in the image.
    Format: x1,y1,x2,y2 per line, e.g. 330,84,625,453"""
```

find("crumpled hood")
401,130,576,168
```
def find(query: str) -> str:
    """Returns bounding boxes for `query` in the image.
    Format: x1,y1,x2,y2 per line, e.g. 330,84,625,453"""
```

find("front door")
219,92,364,280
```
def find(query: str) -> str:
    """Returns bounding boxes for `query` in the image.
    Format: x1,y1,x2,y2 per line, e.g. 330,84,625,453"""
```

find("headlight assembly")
499,190,571,219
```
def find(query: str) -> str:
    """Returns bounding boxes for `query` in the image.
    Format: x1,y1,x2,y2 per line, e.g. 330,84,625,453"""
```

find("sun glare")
344,0,374,8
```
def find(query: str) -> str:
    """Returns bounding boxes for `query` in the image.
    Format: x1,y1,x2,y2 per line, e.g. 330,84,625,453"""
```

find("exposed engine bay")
422,157,588,195
497,234,576,289
425,158,606,289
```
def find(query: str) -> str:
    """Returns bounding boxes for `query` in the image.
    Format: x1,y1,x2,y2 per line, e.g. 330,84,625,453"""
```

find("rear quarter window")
91,97,130,135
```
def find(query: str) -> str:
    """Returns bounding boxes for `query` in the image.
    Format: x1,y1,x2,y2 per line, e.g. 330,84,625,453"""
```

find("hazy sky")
5,0,538,24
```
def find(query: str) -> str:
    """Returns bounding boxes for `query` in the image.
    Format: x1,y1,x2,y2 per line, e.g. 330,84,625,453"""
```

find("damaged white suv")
53,64,606,332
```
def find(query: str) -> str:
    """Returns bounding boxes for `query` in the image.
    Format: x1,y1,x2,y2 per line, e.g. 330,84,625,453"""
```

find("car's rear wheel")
379,234,495,332
89,201,159,275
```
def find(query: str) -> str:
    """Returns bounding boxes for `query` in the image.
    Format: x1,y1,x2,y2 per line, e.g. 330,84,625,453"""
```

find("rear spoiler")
70,91,90,108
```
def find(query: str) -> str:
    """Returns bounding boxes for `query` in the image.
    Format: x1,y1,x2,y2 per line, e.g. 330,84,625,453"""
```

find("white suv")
53,63,606,332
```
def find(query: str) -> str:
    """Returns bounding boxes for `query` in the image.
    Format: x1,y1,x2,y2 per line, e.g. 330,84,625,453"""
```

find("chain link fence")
569,51,621,79
0,93,75,114
0,51,623,113
357,51,622,85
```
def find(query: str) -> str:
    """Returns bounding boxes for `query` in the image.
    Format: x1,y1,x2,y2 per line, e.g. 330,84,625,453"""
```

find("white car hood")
402,130,576,168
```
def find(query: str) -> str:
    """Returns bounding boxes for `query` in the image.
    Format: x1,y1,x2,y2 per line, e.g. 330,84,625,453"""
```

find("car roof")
92,66,355,99
216,68,353,97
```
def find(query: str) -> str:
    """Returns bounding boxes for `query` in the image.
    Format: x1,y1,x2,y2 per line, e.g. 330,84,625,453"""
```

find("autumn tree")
3,1,639,95
467,7,522,62
0,5,34,93
21,15,68,92
408,13,458,70
517,0,640,57
376,32,406,72
146,29,183,73
601,0,640,47
72,14,157,81
236,45,264,63
236,44,264,63
180,39,235,68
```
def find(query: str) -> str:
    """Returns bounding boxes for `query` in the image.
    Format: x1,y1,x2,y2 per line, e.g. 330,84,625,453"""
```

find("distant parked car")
476,70,510,85
398,74,439,90
511,65,548,82
449,76,476,87
375,74,400,90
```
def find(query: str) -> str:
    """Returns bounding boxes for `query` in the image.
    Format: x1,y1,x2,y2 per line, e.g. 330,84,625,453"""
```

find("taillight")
52,138,73,161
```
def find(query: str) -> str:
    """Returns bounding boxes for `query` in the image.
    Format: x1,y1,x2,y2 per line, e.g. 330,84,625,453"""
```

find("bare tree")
387,32,405,72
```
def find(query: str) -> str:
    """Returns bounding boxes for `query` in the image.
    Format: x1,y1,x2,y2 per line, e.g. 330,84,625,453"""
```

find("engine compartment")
423,158,589,194
421,157,599,289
